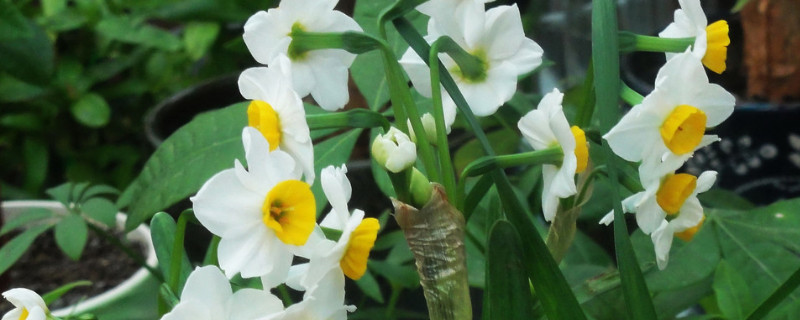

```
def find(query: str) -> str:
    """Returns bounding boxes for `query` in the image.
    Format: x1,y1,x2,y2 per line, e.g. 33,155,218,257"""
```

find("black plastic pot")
144,74,242,147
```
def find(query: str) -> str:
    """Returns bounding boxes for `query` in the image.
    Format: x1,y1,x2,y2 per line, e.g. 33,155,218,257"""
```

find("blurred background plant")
0,0,274,199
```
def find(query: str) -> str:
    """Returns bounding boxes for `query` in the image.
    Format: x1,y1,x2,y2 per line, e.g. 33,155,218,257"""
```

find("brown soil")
0,229,142,312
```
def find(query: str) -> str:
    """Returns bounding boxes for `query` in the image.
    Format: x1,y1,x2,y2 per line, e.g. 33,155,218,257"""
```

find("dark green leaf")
485,220,536,319
150,212,192,293
79,184,119,202
183,22,220,61
698,188,755,210
356,270,385,303
42,280,91,305
71,93,111,128
54,214,88,260
0,75,46,103
0,0,32,40
369,260,420,289
119,103,247,231
81,197,118,228
70,182,91,204
96,17,182,51
0,224,52,275
0,20,54,85
714,260,753,320
310,129,362,216
23,138,48,193
746,266,800,320
0,208,53,237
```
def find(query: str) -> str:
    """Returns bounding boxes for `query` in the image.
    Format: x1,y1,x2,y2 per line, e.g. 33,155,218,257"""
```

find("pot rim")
1,200,157,317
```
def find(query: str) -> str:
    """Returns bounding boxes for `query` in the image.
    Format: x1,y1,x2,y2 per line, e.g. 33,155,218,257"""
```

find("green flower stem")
394,17,588,319
429,37,460,200
618,31,695,53
746,265,800,320
432,36,485,81
87,223,163,282
169,210,193,293
306,109,390,131
620,82,645,106
202,235,220,267
321,226,343,241
387,169,413,204
288,28,384,57
461,147,563,179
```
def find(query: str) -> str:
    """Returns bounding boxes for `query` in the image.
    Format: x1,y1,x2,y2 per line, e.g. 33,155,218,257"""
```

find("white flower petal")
635,192,667,234
162,300,211,320
309,56,350,111
181,266,232,316
603,106,663,162
243,11,291,65
541,164,559,221
504,38,544,76
482,5,525,60
228,288,283,320
399,48,434,98
673,197,705,231
191,169,264,238
651,220,674,270
694,171,717,194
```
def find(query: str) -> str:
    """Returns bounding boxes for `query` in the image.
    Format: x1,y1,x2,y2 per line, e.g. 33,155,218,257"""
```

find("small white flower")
518,88,589,221
191,127,317,287
604,51,734,165
161,266,282,320
400,3,543,117
2,288,48,320
651,211,705,270
239,56,315,184
287,165,379,290
264,269,356,320
371,127,417,173
243,0,362,111
659,0,730,74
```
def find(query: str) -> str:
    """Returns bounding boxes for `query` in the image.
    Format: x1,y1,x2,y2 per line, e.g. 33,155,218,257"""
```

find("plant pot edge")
0,200,157,317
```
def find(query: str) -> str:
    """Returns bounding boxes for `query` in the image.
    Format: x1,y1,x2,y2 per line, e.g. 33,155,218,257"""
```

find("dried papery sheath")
393,184,471,320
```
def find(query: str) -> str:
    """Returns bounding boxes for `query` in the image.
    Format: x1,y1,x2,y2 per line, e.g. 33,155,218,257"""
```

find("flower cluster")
601,0,732,269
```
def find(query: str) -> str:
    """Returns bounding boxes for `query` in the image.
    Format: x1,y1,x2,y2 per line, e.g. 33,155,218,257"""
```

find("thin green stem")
202,235,220,267
461,147,563,178
87,223,163,282
429,37,458,201
385,284,402,320
277,284,293,306
618,31,695,53
306,109,390,131
620,82,645,106
169,210,193,293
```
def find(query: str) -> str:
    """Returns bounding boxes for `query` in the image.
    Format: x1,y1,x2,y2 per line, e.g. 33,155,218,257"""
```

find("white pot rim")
1,200,157,317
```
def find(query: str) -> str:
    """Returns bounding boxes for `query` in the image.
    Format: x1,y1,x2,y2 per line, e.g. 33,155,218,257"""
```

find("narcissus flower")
518,88,589,221
2,288,48,320
288,165,379,290
604,52,734,165
192,127,316,286
659,0,730,73
243,0,361,111
372,127,417,173
161,266,282,320
400,3,543,117
651,212,706,270
265,269,355,320
239,56,315,184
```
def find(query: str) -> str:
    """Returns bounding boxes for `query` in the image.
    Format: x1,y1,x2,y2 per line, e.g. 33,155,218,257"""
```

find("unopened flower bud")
371,127,417,173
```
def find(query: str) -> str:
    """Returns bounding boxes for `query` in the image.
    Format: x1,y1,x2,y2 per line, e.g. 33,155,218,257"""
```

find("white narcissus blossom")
517,88,589,221
243,0,361,111
191,127,316,287
651,210,706,270
604,51,734,166
264,269,356,320
371,127,417,173
659,0,730,74
239,56,315,184
287,165,380,290
2,288,48,320
161,266,282,320
400,2,543,117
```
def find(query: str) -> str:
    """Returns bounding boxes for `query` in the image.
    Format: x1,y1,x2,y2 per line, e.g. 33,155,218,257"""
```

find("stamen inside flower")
656,173,697,215
571,126,589,173
18,308,29,320
248,100,282,151
660,104,707,155
262,180,316,245
340,218,379,280
675,215,705,241
703,20,729,74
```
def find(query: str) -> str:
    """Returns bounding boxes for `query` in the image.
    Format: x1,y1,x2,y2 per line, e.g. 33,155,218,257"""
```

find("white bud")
371,127,417,173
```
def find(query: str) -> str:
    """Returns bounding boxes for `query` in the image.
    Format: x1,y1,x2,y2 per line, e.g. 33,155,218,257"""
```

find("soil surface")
0,229,142,312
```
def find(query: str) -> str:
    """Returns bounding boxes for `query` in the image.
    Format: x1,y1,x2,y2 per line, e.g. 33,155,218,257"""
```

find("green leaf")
0,224,52,275
485,220,536,319
0,75,46,103
54,214,88,260
119,103,247,231
0,20,54,85
369,260,420,289
71,93,111,128
0,0,32,40
70,182,91,204
732,0,751,12
746,265,800,320
356,270,385,303
150,212,192,293
42,280,91,305
714,260,753,320
81,197,118,228
183,22,220,61
23,138,48,193
46,183,73,207
79,184,119,202
698,188,755,210
0,208,53,237
96,16,182,51
453,128,521,176
310,129,362,216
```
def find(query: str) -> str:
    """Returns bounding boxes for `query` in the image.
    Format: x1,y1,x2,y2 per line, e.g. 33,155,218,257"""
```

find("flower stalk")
618,31,695,53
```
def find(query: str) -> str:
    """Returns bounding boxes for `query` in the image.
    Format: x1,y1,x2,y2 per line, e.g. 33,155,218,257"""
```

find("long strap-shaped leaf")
485,220,536,319
393,18,587,320
592,0,658,318
746,265,800,320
